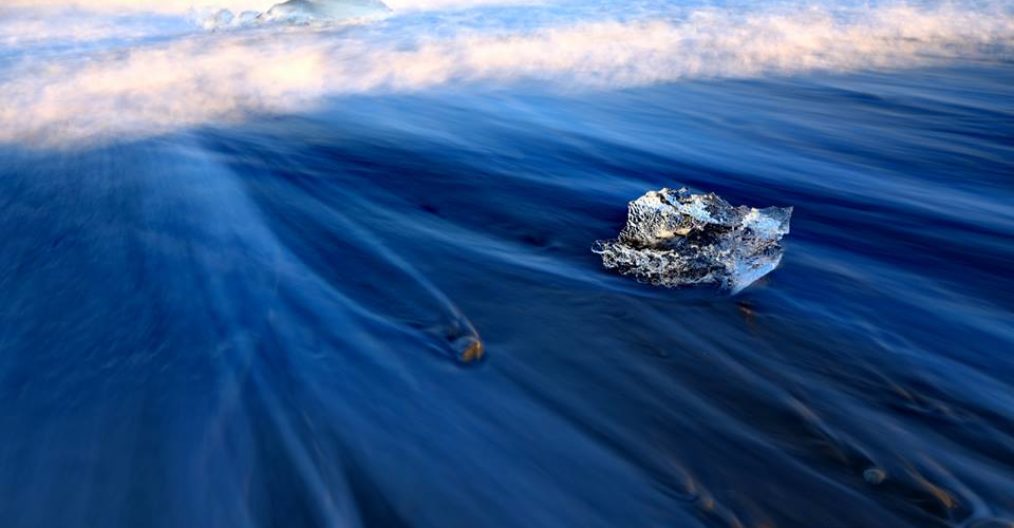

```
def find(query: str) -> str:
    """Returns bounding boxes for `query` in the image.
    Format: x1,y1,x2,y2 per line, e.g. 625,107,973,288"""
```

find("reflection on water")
1,2,1013,527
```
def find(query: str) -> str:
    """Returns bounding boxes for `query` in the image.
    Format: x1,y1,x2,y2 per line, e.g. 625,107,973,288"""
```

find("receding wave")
2,1,1013,527
1,2,1011,145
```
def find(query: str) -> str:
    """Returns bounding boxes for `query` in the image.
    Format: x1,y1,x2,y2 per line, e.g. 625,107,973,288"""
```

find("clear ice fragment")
593,188,792,294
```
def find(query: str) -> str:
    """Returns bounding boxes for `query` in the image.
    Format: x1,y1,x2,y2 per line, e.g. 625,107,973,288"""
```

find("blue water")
1,2,1013,527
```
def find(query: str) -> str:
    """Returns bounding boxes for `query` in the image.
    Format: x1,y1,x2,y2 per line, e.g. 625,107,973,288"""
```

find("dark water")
2,4,1014,527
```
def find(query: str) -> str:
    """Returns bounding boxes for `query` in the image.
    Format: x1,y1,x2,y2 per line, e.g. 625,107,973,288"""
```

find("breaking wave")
0,1,1012,146
1,1,1014,145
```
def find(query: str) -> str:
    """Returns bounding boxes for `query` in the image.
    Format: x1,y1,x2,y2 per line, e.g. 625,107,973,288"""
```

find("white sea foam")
1,0,533,13
0,10,188,46
0,2,1011,146
2,1,281,13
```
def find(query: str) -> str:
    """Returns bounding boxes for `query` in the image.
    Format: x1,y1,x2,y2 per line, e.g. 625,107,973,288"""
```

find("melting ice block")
593,188,792,294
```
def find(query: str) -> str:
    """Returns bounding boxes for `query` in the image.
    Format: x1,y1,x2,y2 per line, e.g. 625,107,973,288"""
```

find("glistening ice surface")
594,188,792,293
1,1,1013,527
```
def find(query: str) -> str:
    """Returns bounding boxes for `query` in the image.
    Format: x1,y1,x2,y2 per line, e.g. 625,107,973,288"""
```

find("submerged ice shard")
593,188,792,294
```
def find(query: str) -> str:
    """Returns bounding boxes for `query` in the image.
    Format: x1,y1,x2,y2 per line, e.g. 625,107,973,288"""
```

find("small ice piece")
259,0,391,24
237,11,262,24
200,8,235,30
593,188,792,294
192,7,235,30
197,0,389,31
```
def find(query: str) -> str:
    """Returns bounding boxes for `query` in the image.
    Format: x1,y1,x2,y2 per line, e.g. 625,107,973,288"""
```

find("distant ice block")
236,11,262,24
593,188,792,294
200,8,235,30
199,0,390,29
259,0,391,24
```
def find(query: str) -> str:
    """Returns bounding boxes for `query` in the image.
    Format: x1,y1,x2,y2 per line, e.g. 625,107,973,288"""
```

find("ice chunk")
199,9,235,30
593,188,792,294
198,0,389,30
236,11,262,24
259,0,391,24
